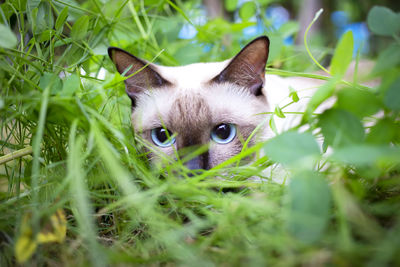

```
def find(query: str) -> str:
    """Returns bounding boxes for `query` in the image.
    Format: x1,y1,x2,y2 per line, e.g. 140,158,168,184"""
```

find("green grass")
1,1,400,266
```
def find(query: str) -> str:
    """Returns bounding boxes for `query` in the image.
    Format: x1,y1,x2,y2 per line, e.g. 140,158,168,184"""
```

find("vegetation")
1,0,399,265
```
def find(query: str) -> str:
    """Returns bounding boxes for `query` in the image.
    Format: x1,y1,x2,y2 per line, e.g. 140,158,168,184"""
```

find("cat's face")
109,36,270,170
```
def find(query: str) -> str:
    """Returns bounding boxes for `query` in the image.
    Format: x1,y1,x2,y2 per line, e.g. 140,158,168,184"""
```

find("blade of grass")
68,120,107,266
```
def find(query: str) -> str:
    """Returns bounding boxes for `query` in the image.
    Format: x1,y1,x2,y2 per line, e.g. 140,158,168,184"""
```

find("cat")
108,36,274,171
108,36,336,172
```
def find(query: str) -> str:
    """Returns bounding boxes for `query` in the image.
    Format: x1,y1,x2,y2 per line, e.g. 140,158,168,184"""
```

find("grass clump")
1,1,400,266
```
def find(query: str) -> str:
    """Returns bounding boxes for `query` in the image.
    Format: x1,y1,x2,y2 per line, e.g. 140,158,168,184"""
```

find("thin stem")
304,9,330,75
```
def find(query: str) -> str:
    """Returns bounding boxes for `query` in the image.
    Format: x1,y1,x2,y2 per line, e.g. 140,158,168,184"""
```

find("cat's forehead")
154,60,230,89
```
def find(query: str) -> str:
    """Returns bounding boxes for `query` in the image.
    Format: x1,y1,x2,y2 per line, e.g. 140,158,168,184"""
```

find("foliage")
1,0,400,266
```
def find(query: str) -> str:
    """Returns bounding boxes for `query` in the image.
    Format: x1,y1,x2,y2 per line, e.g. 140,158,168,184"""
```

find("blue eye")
211,123,236,144
151,127,176,147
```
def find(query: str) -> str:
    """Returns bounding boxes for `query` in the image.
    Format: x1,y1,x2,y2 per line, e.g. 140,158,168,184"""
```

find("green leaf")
288,171,331,244
330,30,354,77
38,29,53,43
336,88,381,118
224,0,238,12
71,15,89,40
35,2,53,34
60,74,80,96
55,6,69,31
274,106,285,118
289,87,299,102
239,2,256,21
384,77,400,111
372,44,400,74
304,78,336,120
318,109,365,148
39,72,63,95
27,0,41,10
0,24,18,48
331,145,400,167
366,118,400,144
264,132,320,167
367,6,400,36
269,116,278,135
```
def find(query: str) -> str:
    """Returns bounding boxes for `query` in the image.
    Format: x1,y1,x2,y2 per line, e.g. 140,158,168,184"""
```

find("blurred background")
98,0,400,73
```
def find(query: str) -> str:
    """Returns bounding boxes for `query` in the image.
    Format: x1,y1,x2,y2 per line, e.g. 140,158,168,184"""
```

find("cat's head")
108,36,270,170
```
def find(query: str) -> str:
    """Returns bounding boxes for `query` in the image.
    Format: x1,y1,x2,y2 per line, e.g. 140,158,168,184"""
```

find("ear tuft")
108,47,170,107
212,36,269,96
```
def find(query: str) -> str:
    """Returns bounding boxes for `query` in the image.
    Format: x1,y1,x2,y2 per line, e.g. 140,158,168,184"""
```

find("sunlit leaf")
224,0,238,12
289,87,299,102
274,106,285,118
239,2,256,21
330,30,354,77
303,78,336,122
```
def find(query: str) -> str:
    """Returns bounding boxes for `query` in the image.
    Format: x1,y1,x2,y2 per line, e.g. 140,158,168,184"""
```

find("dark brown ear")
212,36,269,96
108,47,170,106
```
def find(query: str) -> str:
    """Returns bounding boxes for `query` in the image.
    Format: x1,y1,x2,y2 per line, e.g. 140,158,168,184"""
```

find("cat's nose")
184,153,210,174
185,157,202,171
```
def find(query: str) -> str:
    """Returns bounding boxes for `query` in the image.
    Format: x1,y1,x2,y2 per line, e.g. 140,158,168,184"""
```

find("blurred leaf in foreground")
367,6,400,36
288,171,331,244
384,77,400,111
264,132,320,168
318,109,365,148
0,24,18,48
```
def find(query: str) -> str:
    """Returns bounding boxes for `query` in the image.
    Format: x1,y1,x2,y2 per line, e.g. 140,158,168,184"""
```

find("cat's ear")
108,47,170,105
212,36,269,96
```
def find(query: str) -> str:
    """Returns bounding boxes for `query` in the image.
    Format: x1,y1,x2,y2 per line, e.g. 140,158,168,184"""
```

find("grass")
1,0,400,266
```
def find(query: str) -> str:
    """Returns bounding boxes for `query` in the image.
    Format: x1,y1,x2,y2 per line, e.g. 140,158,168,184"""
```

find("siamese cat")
108,36,324,171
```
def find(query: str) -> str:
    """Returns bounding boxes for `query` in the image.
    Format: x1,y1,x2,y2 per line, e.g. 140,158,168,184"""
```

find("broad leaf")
36,2,53,34
60,74,80,96
264,132,320,168
71,15,89,40
384,77,400,111
288,171,331,244
318,109,364,148
372,44,400,74
331,145,400,167
336,88,381,118
367,6,400,36
366,119,400,144
39,73,63,95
